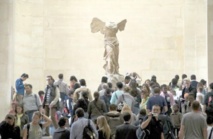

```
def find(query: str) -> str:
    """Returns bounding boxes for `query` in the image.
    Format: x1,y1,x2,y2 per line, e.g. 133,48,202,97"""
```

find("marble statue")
90,18,127,75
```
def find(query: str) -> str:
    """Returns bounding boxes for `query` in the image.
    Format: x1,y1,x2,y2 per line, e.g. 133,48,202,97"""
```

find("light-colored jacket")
73,86,93,102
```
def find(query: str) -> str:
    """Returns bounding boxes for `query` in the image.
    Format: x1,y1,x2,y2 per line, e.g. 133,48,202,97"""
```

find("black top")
98,130,107,139
115,123,138,139
0,121,20,139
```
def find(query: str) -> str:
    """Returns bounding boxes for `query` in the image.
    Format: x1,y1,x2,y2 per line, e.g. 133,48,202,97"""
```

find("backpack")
83,120,95,139
162,116,176,139
136,120,150,139
27,123,42,139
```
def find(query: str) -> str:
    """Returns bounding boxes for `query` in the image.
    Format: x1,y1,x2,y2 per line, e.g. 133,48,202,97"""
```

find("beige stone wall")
208,0,213,83
12,0,207,93
0,0,14,120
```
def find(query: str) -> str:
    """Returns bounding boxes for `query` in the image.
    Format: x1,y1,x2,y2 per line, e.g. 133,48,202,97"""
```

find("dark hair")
160,84,167,89
38,90,44,96
47,75,55,82
82,91,88,99
109,104,117,111
152,104,162,111
116,82,123,89
191,74,196,80
107,82,112,88
200,79,206,86
101,76,108,83
125,76,131,80
70,76,78,82
25,84,33,89
153,87,160,94
175,75,179,80
139,109,147,116
58,73,63,79
93,91,100,101
74,83,80,90
21,73,29,78
75,108,84,118
79,79,86,86
171,78,178,86
58,117,67,127
151,75,157,82
182,74,187,79
188,93,195,99
209,83,213,90
15,104,24,114
207,116,213,125
123,112,131,121
192,101,200,110
105,88,111,95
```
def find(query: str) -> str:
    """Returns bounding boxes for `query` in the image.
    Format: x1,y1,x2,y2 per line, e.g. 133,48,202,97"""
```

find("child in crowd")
170,104,182,138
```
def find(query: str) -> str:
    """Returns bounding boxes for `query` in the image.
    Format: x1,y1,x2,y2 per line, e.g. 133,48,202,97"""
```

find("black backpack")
83,120,95,139
27,123,42,139
162,116,176,139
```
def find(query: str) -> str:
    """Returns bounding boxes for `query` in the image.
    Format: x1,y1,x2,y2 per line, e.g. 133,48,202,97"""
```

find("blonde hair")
97,116,111,139
121,105,131,114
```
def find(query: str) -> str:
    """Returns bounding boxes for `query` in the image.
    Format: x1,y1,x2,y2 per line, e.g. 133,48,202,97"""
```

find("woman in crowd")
97,116,111,139
121,105,136,124
22,111,52,139
15,104,29,138
0,114,20,139
140,88,149,110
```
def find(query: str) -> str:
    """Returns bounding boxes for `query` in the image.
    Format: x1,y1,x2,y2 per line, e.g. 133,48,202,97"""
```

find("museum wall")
12,0,207,93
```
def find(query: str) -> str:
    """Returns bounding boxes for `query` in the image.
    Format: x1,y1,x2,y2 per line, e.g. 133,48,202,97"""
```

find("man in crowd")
70,108,98,139
43,75,60,136
15,73,29,104
141,105,164,139
23,84,43,122
110,82,124,104
146,87,168,113
115,112,138,139
179,101,207,139
190,74,198,89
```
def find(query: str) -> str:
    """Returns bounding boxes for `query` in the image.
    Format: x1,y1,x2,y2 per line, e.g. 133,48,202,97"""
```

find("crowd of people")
0,72,213,139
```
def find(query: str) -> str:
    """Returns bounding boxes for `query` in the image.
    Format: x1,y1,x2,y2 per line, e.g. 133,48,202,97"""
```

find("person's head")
58,73,63,80
197,83,203,93
75,108,84,118
141,88,149,98
209,82,213,90
68,90,74,98
200,79,207,86
151,75,157,82
58,117,67,128
107,82,112,89
124,76,131,84
191,74,196,80
94,91,100,101
175,75,179,80
25,84,33,94
70,76,78,83
101,76,108,83
32,111,42,124
182,74,187,80
129,79,138,89
21,73,29,81
109,104,117,111
15,104,24,114
116,82,123,90
160,84,168,93
172,104,179,113
122,112,131,122
171,78,178,86
79,79,86,86
102,83,108,90
46,75,54,85
38,90,44,97
5,114,16,126
139,109,147,116
183,79,191,88
141,84,150,94
187,93,195,103
207,116,213,125
192,100,200,111
153,87,161,94
123,86,131,93
105,88,111,95
144,79,151,86
82,91,88,99
121,105,131,114
152,105,161,115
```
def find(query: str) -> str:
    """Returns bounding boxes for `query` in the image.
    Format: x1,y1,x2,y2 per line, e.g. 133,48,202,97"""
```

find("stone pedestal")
107,74,125,89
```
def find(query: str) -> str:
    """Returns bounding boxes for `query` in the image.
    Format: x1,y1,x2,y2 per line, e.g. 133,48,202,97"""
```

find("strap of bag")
34,94,38,108
27,123,30,139
122,94,126,103
209,127,213,139
115,92,118,99
93,101,103,115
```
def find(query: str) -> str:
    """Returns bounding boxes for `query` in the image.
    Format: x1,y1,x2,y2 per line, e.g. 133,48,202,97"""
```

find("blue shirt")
15,78,25,95
70,117,98,139
146,94,167,111
110,90,124,104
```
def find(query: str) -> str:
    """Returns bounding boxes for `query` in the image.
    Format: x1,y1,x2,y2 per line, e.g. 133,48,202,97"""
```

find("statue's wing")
91,18,105,33
117,19,127,31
